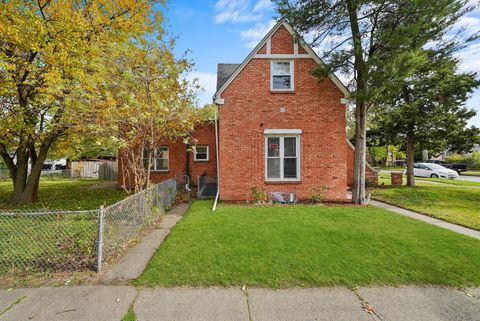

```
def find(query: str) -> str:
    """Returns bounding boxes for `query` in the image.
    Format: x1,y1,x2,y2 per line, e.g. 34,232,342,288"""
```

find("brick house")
118,19,377,201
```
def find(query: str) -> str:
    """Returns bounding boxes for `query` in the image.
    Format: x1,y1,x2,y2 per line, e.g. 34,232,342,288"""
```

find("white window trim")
264,129,302,135
145,147,169,172
270,60,294,91
194,145,209,162
264,135,301,182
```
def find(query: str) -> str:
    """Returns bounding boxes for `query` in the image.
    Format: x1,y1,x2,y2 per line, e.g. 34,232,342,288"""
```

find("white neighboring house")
40,159,70,178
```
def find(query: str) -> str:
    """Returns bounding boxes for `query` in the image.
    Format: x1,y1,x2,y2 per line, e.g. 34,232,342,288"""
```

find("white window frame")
144,146,169,172
264,135,301,182
270,60,294,91
194,145,209,161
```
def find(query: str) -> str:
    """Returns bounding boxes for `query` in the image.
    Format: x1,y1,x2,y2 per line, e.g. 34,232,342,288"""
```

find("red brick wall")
117,123,217,188
257,44,266,54
218,27,348,201
271,25,294,54
188,123,217,186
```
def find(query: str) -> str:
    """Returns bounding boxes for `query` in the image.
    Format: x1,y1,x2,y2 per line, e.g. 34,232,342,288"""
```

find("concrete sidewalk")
0,286,478,321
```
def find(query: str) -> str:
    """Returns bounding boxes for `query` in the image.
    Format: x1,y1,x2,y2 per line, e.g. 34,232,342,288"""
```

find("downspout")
212,102,220,212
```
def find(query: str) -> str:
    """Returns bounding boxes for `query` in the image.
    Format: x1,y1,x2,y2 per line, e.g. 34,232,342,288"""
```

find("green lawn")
462,170,480,176
136,200,480,288
0,179,126,210
0,179,127,273
377,172,480,188
371,184,480,230
377,166,405,171
416,177,480,187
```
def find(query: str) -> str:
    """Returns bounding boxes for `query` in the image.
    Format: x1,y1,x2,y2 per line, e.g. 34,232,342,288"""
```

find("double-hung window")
271,60,294,91
194,145,209,161
143,147,169,171
265,136,300,181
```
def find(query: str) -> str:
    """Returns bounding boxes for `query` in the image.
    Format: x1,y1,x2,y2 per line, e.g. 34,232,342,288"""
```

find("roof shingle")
216,63,240,91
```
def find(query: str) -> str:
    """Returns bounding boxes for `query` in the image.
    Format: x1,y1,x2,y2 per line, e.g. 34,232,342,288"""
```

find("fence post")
96,205,105,272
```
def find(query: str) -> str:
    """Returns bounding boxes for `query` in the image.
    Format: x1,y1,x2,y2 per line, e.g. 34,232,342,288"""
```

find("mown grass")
371,184,480,230
376,166,405,171
0,179,127,273
136,200,480,288
416,177,480,187
0,179,126,210
462,170,480,176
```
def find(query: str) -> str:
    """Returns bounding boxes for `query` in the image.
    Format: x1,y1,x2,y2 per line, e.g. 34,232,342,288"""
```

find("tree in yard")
371,49,479,186
92,37,199,193
274,0,475,203
0,0,157,204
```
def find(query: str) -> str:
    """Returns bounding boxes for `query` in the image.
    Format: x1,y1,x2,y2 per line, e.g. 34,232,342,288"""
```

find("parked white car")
409,163,459,179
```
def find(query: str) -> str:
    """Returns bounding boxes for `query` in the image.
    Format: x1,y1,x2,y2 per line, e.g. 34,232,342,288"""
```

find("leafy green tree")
0,0,157,204
274,0,474,203
371,50,479,186
369,146,388,166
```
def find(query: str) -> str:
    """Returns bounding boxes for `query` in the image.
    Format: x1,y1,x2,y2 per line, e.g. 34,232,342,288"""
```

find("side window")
143,147,169,171
271,60,293,91
194,145,209,161
265,136,300,180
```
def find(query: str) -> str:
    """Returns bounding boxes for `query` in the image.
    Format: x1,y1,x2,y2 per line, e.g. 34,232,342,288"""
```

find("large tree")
0,1,157,204
371,49,479,186
275,0,473,203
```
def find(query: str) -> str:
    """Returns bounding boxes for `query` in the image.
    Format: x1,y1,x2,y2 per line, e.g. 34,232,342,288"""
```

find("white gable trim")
214,18,349,100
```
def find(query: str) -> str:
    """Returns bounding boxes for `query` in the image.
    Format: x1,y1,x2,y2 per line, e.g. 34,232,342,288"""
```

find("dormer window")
271,60,294,91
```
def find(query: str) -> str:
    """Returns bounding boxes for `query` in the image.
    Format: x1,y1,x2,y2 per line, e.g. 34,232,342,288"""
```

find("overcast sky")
164,0,480,126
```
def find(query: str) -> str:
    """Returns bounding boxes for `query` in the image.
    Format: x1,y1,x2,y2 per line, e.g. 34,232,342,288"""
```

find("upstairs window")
194,145,209,161
143,147,169,171
271,60,294,91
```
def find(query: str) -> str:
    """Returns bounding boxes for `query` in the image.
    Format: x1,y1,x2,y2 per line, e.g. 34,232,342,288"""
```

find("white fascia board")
282,23,350,98
264,129,302,135
215,19,350,100
214,19,285,99
215,98,225,105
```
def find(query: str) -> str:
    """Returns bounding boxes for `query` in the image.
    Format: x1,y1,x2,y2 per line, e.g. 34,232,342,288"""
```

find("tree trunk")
352,100,367,204
9,140,52,205
347,0,368,204
406,132,415,187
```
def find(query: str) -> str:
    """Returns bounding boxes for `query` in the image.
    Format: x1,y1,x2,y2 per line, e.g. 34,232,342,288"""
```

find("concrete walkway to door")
100,202,190,284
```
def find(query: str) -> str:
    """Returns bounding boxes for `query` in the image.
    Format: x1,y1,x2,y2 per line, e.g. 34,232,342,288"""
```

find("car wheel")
431,174,439,178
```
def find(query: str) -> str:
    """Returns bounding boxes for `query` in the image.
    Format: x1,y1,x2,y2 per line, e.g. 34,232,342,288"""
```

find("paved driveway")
1,286,479,321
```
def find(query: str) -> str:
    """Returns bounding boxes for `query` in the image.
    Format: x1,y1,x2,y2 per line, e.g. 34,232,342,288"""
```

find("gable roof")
214,18,349,99
217,64,240,91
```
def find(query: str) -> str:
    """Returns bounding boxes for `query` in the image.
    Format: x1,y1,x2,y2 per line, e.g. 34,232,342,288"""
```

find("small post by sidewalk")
391,172,403,186
96,205,105,272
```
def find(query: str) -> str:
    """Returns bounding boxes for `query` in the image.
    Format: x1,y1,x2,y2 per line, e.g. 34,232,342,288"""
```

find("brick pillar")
391,172,403,186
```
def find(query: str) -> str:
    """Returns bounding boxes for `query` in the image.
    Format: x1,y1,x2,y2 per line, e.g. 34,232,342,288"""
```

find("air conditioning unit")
269,191,298,204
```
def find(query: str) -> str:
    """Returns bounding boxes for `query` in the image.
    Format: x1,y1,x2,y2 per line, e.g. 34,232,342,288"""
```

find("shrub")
250,186,266,203
446,152,480,170
308,186,329,203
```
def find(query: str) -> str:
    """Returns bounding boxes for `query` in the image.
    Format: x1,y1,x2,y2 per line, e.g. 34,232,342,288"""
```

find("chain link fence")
98,178,176,270
0,178,177,273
